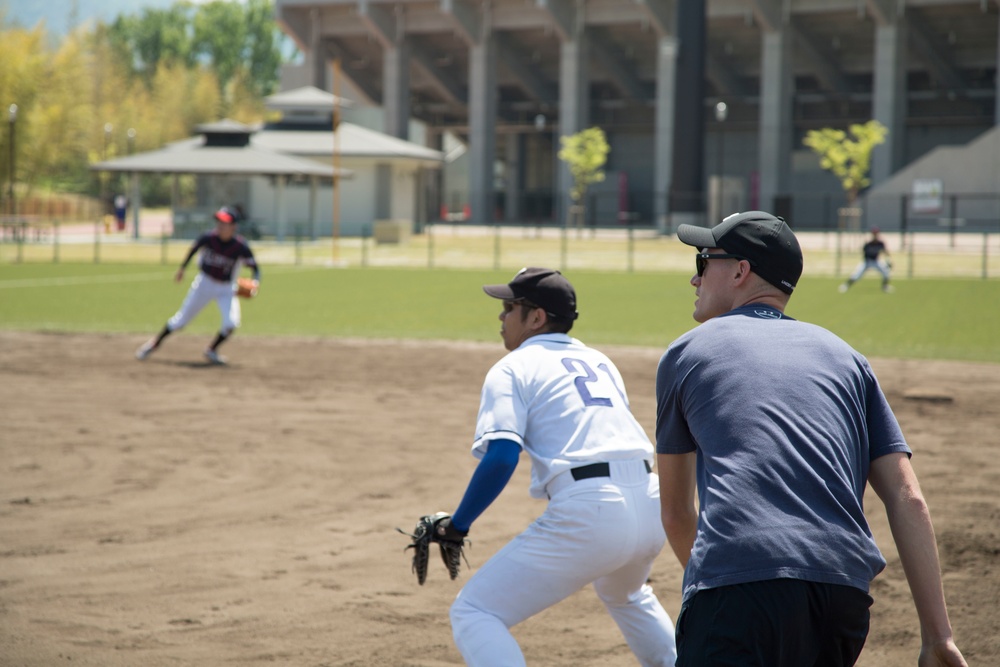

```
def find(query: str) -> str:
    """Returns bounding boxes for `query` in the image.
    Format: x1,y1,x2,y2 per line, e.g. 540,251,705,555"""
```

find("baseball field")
1,253,998,665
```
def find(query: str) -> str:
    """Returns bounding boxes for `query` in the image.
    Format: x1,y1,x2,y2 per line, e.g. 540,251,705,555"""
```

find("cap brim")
214,212,235,224
483,284,515,299
676,224,717,249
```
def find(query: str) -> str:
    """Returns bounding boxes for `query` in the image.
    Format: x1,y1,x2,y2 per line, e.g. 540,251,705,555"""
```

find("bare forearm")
661,507,697,568
884,490,955,646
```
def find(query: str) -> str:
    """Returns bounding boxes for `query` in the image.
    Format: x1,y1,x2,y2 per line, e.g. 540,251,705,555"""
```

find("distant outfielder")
135,206,259,365
401,267,677,667
840,227,893,293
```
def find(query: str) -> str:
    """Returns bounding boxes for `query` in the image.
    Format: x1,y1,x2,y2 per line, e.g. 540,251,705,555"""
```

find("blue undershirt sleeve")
450,439,521,533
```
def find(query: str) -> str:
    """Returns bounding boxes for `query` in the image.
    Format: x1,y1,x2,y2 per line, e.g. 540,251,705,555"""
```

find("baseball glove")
236,278,258,299
397,512,469,585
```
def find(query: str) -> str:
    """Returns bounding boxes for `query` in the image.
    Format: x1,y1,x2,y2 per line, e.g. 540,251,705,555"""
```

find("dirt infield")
1,331,997,666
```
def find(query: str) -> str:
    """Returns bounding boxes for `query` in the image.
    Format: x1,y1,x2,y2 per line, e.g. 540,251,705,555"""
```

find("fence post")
93,220,101,264
294,226,302,266
427,221,435,269
53,220,59,263
907,231,915,279
948,194,957,248
16,222,24,263
982,232,989,280
627,224,635,273
493,222,501,271
834,225,842,277
361,222,369,267
899,194,908,250
560,209,571,271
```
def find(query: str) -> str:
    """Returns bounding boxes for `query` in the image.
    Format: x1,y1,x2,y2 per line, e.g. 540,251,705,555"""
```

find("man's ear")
733,259,752,283
529,307,548,332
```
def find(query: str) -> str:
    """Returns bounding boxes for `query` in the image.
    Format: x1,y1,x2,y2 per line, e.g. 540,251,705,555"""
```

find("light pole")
8,104,16,218
714,101,728,222
102,123,112,223
127,127,136,155
533,113,545,224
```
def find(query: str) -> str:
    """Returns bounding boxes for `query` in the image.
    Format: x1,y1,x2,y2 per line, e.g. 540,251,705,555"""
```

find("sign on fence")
911,178,944,214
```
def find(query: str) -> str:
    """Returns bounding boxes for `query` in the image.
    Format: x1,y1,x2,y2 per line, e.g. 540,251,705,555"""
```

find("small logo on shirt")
754,308,783,320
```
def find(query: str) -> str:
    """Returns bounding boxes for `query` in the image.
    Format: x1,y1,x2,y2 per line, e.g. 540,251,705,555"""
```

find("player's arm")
175,236,205,282
449,438,521,532
869,452,967,667
657,451,698,568
242,244,261,282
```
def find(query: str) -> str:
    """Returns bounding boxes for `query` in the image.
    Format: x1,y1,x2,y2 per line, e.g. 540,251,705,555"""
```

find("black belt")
570,460,652,481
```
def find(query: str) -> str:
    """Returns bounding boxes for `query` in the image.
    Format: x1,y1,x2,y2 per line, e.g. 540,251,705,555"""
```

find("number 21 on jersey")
561,357,627,408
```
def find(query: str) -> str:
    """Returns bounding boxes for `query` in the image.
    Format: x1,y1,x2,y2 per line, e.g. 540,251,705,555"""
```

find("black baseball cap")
677,211,803,294
483,267,579,320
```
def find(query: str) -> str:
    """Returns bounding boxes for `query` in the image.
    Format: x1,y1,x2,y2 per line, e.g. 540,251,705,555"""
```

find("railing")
2,214,998,280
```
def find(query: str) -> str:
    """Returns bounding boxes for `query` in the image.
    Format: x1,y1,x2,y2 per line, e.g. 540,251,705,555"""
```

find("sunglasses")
502,299,538,313
696,252,748,277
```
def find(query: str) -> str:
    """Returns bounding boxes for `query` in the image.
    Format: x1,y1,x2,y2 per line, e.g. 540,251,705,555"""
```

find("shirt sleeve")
472,360,527,456
655,346,698,455
863,362,911,461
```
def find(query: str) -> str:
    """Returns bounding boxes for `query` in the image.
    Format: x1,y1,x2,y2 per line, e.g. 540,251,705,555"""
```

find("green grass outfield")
1,262,998,363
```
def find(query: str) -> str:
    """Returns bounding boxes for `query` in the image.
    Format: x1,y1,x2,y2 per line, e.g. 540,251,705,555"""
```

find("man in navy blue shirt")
656,211,965,667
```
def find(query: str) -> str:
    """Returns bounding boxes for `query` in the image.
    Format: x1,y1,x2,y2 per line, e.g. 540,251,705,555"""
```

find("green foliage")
803,120,887,204
0,1,283,203
1,263,998,364
557,127,610,203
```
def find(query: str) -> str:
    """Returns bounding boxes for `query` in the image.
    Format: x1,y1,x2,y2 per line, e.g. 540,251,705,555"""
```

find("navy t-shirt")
655,304,910,602
184,232,258,282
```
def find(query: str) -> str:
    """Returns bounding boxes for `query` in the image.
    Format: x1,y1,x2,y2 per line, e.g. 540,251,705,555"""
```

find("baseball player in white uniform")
135,206,259,365
442,267,677,666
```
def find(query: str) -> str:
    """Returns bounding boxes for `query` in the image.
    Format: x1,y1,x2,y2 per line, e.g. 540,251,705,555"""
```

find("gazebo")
91,119,352,241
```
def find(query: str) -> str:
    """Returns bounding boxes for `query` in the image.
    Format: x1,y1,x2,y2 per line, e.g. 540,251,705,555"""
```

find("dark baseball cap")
483,267,579,320
677,211,803,294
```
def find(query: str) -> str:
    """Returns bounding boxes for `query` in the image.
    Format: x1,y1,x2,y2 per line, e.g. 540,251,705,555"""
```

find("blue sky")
3,0,224,37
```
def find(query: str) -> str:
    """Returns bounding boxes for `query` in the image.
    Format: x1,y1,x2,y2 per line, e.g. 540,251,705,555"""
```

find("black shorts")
675,579,873,667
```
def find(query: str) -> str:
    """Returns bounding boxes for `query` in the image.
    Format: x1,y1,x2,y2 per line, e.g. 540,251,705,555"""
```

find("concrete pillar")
669,0,706,223
426,129,444,224
505,133,523,222
872,20,907,184
375,164,392,219
468,33,497,224
276,175,287,241
383,40,411,139
758,29,793,216
558,34,589,229
311,9,326,90
130,172,141,239
655,36,679,233
309,175,318,241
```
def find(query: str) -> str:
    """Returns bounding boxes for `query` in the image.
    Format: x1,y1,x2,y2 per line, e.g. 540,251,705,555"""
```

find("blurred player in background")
135,206,259,365
840,227,894,293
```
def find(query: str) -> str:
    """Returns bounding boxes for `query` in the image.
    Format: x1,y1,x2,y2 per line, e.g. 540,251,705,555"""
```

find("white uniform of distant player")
450,333,676,667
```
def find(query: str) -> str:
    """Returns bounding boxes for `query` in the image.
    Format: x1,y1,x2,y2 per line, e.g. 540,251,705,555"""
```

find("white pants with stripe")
450,459,677,666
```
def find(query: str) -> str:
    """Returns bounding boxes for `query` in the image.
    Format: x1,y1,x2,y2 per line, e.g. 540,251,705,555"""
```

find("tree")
802,120,887,205
557,126,610,227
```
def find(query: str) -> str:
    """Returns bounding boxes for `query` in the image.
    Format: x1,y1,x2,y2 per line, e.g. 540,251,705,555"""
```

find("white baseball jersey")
473,333,654,499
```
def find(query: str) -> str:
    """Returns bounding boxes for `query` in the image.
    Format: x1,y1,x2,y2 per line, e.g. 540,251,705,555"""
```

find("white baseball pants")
167,272,241,334
450,459,677,667
848,259,891,282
